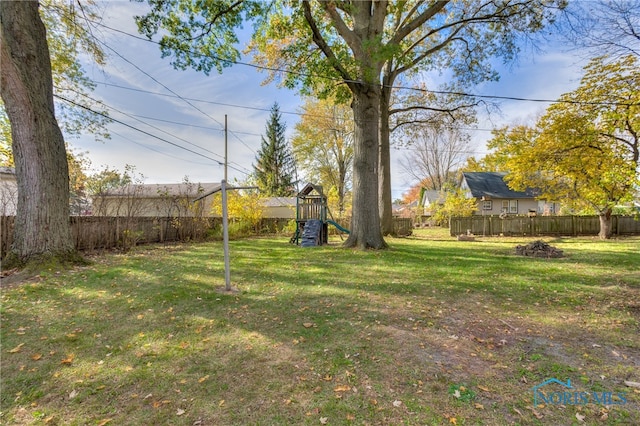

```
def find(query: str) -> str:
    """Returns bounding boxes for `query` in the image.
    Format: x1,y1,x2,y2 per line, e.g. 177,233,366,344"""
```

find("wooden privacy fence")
450,215,640,237
0,216,219,257
0,216,413,258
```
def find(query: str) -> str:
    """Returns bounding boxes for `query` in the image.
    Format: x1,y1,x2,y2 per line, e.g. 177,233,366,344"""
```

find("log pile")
515,240,564,258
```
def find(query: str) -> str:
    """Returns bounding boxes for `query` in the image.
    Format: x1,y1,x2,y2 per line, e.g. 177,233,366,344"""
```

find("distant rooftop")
463,172,537,199
102,182,221,198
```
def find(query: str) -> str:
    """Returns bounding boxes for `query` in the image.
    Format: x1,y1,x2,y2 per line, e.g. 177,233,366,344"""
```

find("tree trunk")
0,1,77,265
598,208,613,240
378,88,394,236
344,85,387,249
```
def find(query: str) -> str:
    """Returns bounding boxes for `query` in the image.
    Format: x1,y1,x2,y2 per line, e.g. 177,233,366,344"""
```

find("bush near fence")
450,215,640,237
0,216,414,258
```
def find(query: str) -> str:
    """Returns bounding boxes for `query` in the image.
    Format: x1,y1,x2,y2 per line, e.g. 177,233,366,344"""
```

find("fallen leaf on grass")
624,380,640,388
334,385,351,393
526,406,544,419
392,400,402,407
198,375,210,383
449,417,457,425
319,417,328,424
31,353,42,361
61,354,75,365
176,409,185,416
474,403,484,410
477,385,490,392
303,322,315,328
8,343,24,353
97,419,112,426
576,413,585,422
69,389,78,399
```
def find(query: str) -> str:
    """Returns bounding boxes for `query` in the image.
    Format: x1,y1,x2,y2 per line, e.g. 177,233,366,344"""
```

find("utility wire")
107,128,218,167
96,80,304,119
86,17,640,108
92,35,257,153
62,87,228,163
56,94,250,176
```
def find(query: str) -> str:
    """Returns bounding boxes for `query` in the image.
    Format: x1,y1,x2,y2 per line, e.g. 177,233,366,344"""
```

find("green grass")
1,228,639,425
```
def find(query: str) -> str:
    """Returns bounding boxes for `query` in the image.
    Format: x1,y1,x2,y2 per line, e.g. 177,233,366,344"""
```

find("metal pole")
221,179,231,291
224,114,228,182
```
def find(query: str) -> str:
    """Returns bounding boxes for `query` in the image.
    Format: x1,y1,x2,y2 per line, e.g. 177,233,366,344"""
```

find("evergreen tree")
254,103,297,196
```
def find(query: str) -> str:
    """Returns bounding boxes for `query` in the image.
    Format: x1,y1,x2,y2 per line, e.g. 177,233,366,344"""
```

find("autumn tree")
1,1,76,266
399,124,473,191
0,107,12,166
560,0,640,60
291,98,353,215
86,164,144,217
253,103,297,197
137,1,564,249
67,150,91,216
488,55,639,239
210,188,265,235
0,0,106,266
462,122,541,173
0,0,108,145
431,188,477,226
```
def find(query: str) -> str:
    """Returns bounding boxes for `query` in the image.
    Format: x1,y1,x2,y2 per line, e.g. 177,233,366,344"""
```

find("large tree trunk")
0,1,76,265
344,85,387,249
378,87,394,236
598,208,613,240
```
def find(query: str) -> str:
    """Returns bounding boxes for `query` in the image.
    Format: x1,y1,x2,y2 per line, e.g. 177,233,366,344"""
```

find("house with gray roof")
461,172,559,216
92,182,220,217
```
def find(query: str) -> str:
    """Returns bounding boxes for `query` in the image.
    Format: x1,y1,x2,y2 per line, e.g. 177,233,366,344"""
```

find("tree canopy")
291,97,353,215
486,55,639,239
136,0,565,249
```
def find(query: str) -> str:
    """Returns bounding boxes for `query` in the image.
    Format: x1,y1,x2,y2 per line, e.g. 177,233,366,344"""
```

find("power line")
86,17,640,108
92,35,258,154
62,87,228,163
96,80,303,120
55,94,250,176
107,128,218,167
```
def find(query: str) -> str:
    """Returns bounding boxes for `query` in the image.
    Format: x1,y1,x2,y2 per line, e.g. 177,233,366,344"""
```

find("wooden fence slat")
1,217,415,258
450,215,640,237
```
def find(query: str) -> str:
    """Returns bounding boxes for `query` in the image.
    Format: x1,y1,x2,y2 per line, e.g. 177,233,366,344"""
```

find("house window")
502,200,518,214
482,200,492,210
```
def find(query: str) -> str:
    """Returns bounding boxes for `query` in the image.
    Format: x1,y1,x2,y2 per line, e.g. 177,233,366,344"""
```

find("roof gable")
462,172,536,199
101,182,220,198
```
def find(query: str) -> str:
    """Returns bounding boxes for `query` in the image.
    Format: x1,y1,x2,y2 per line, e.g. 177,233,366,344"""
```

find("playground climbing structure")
290,183,349,246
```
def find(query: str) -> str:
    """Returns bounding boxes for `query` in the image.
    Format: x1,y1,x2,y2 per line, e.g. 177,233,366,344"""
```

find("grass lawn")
1,228,639,425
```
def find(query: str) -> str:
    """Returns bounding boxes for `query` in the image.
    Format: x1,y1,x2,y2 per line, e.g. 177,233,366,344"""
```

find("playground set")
290,183,350,247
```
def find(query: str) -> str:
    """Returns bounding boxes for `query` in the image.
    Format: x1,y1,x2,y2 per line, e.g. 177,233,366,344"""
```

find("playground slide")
326,220,350,234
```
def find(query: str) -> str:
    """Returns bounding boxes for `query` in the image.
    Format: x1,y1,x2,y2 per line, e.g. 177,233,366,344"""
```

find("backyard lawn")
1,228,639,425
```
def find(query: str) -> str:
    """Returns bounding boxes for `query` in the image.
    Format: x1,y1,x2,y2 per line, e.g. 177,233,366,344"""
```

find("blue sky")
70,1,587,200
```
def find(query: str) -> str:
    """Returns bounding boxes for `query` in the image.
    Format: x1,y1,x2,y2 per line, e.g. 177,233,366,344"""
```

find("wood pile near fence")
450,215,640,237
